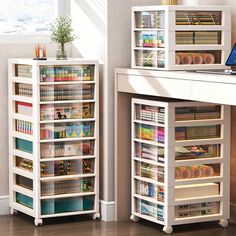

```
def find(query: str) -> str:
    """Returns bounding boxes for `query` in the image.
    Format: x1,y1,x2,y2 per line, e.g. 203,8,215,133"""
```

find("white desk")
114,68,236,221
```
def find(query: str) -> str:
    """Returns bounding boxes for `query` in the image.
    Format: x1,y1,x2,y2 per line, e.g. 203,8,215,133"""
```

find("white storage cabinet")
8,58,100,225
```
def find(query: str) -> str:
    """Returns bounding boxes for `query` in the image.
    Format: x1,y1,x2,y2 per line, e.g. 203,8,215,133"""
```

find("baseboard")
0,196,9,215
100,200,115,221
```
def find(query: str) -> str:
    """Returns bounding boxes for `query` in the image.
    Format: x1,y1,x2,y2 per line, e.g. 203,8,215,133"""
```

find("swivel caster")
219,219,228,228
34,218,43,226
92,213,100,220
163,225,173,234
130,214,139,222
10,207,17,215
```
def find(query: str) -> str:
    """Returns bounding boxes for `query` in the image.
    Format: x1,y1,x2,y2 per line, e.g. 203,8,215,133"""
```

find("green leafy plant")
49,16,77,59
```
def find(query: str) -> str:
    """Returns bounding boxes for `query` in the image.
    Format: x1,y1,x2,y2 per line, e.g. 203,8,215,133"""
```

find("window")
0,0,57,34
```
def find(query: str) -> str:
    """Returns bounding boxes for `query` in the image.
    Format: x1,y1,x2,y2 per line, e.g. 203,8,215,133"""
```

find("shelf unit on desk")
131,5,231,70
8,58,100,225
130,98,230,234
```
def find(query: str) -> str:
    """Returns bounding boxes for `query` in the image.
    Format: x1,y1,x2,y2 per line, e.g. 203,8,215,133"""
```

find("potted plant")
49,16,77,59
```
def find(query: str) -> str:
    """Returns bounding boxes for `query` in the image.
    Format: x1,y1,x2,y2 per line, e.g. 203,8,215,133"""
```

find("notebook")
194,43,236,75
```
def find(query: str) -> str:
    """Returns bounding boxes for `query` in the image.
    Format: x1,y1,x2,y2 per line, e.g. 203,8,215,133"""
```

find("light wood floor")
0,214,236,236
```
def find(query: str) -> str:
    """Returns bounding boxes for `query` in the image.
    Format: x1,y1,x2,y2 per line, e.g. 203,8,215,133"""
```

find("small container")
33,37,47,60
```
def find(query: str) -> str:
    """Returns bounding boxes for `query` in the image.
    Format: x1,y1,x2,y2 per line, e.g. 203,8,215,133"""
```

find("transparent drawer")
135,50,165,68
16,192,33,209
15,175,33,190
135,179,164,202
40,159,94,177
175,182,220,200
40,102,95,121
175,163,220,180
15,64,32,78
40,65,95,82
175,201,220,219
135,31,165,48
176,31,221,45
134,104,165,124
134,11,165,28
15,156,33,172
15,138,33,154
175,51,221,65
135,161,164,183
175,105,221,121
175,125,221,141
135,123,165,143
41,195,94,215
135,142,165,163
41,140,95,159
176,11,222,25
15,119,33,135
134,198,164,221
40,84,94,101
41,177,95,196
14,82,32,97
15,102,32,116
175,144,221,161
40,121,95,140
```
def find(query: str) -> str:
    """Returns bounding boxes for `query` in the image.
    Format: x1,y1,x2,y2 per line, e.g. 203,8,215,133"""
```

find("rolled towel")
200,165,214,177
175,166,191,179
190,53,204,64
190,165,202,178
177,53,192,64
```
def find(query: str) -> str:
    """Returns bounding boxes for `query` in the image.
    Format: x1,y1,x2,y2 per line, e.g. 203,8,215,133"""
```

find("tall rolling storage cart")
8,58,100,225
131,98,230,234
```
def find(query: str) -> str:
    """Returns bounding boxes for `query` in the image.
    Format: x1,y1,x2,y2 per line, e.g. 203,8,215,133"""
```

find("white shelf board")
133,157,165,167
134,28,165,31
13,149,33,160
134,47,165,51
133,119,165,127
133,212,165,226
175,176,223,186
175,138,223,147
13,95,33,103
40,192,96,200
40,137,95,143
13,185,34,198
133,175,164,186
40,99,95,105
40,173,96,181
175,157,223,167
134,138,165,147
40,81,95,85
12,131,33,142
175,119,224,127
40,118,95,124
41,209,96,218
12,202,34,217
12,76,32,84
12,113,33,122
40,155,95,162
133,194,164,206
13,167,33,179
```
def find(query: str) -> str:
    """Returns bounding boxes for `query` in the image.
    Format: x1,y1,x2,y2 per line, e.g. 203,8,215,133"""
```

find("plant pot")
56,45,68,60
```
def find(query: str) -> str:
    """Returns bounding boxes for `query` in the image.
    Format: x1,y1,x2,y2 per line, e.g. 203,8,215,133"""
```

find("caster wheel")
34,218,43,226
163,226,173,234
219,219,228,228
10,207,17,215
130,215,139,222
92,213,100,220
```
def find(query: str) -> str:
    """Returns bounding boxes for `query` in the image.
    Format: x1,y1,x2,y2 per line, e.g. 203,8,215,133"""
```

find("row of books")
16,64,32,78
135,143,165,163
175,202,219,218
40,103,94,121
40,85,93,101
40,122,94,140
137,124,165,143
176,31,220,45
17,83,32,97
136,105,165,123
135,11,165,29
40,159,94,177
136,32,165,48
41,178,94,196
175,125,220,141
40,65,94,82
16,119,33,135
176,12,221,25
40,141,94,159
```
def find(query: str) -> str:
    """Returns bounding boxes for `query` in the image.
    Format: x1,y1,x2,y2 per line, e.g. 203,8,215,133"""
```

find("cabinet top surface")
132,5,230,11
115,68,236,85
8,58,99,65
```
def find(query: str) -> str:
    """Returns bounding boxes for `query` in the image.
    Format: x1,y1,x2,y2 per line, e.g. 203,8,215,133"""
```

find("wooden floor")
0,214,236,236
